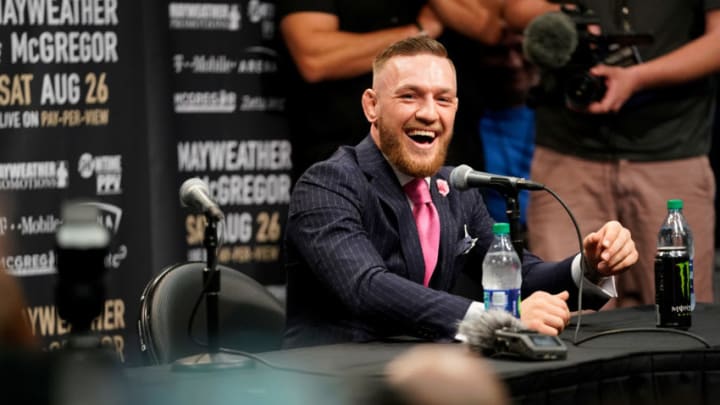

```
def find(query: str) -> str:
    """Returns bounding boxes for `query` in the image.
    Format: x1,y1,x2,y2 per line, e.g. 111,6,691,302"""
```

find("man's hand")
583,220,638,277
520,290,570,335
583,64,643,114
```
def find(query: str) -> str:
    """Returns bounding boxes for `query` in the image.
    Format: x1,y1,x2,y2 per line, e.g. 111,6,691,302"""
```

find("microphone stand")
501,189,524,263
173,215,253,371
483,176,529,262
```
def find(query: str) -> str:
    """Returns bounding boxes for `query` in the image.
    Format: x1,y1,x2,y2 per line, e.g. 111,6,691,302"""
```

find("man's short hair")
373,36,453,75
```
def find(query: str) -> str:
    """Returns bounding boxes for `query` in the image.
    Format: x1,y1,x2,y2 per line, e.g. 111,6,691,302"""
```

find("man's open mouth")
407,129,436,144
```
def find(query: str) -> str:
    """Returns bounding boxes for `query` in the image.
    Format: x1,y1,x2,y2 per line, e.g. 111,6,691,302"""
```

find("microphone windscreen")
449,164,473,191
457,310,525,351
179,177,209,208
523,11,578,69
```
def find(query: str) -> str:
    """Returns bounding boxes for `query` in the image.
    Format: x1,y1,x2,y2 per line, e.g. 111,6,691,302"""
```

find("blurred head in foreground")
356,344,509,405
0,269,36,348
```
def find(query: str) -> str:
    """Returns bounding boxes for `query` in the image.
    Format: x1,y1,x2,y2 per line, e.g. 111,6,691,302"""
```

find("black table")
125,304,720,404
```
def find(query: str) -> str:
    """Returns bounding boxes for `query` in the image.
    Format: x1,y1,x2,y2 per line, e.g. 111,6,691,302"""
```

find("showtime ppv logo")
169,2,241,31
77,153,122,195
246,0,275,39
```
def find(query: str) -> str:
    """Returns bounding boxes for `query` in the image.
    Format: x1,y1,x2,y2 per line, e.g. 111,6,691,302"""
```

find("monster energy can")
655,247,691,328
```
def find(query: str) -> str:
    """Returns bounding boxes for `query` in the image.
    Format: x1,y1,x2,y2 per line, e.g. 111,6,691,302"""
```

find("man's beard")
376,120,450,178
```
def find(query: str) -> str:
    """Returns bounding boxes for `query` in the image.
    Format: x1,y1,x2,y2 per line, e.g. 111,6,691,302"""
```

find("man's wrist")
582,257,602,284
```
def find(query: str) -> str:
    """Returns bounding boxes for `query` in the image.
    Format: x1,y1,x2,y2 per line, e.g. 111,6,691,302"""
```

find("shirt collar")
383,155,431,187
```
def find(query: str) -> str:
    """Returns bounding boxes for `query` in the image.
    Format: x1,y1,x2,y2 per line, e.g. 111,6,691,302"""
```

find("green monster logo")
676,260,690,299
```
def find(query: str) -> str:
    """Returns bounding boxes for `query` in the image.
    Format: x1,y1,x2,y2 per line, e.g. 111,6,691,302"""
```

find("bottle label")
484,288,521,318
689,258,695,311
655,250,691,328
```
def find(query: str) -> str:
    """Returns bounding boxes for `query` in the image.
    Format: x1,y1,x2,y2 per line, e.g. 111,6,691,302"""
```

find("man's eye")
400,94,415,99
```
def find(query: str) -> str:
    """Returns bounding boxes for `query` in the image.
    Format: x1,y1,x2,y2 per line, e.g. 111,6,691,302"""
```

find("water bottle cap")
667,199,683,210
492,222,510,235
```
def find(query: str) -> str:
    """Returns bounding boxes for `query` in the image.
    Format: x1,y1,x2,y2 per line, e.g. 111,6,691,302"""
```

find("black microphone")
458,309,568,360
179,177,224,221
457,310,525,352
449,164,544,191
523,11,578,69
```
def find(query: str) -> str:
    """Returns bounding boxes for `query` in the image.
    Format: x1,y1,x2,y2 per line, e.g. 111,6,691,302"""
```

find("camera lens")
565,73,606,109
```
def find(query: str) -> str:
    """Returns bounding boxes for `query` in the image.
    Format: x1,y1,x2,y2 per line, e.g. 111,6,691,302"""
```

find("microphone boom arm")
481,176,530,260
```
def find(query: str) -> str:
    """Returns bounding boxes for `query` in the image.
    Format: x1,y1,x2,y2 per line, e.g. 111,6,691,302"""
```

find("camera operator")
504,0,720,308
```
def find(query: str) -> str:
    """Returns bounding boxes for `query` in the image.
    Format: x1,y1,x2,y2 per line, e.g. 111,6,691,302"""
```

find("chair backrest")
138,262,285,365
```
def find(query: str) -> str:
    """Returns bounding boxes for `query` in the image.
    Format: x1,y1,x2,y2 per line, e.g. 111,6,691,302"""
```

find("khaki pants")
527,146,716,308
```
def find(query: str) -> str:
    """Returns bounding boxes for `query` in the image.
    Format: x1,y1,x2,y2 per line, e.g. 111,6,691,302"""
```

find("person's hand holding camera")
583,64,643,114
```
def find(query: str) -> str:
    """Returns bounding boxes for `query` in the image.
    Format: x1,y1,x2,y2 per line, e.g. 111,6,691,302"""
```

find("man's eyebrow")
394,85,421,93
394,85,455,95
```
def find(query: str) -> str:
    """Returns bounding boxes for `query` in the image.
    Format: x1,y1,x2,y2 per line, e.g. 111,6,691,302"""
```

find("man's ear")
361,89,378,123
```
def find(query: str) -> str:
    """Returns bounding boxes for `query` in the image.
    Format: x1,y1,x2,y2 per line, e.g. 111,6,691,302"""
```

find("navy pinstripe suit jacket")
283,136,606,348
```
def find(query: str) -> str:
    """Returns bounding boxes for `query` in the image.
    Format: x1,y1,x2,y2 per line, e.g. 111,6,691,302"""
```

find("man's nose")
415,96,438,122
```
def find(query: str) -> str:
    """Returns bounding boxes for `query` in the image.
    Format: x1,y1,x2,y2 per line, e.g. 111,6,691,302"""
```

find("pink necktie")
404,178,440,287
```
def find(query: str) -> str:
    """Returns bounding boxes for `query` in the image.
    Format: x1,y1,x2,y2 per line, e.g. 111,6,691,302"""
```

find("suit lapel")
430,174,458,290
357,137,426,284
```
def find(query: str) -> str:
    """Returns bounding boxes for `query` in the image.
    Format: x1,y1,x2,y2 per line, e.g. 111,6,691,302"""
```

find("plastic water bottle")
655,199,692,328
482,223,522,317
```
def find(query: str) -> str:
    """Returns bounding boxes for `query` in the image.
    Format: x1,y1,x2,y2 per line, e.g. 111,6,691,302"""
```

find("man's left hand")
583,220,638,277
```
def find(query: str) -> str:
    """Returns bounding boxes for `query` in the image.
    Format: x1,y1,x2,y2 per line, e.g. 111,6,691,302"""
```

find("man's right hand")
520,290,570,335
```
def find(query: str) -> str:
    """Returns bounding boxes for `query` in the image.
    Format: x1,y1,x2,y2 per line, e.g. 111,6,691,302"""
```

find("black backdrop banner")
0,0,288,365
0,0,153,364
168,0,289,285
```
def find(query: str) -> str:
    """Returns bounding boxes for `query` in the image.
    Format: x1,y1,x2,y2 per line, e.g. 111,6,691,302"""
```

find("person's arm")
287,163,471,340
587,9,720,113
280,8,442,83
517,220,636,335
462,290,571,336
503,0,559,31
427,0,505,45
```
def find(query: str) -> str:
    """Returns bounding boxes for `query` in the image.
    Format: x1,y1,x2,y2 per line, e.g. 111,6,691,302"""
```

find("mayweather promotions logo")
0,160,68,190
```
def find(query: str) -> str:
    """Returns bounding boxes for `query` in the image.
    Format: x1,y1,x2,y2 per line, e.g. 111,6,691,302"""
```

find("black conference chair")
138,262,286,365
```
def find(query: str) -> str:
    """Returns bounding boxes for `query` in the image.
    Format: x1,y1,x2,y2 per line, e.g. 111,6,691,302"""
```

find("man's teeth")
408,130,435,142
